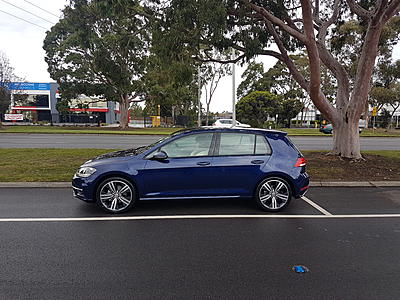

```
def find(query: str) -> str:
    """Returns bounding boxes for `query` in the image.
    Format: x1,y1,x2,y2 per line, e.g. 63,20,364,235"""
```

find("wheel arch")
93,171,139,202
254,172,295,197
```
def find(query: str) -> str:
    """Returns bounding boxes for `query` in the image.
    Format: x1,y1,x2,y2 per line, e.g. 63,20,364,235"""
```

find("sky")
0,0,399,113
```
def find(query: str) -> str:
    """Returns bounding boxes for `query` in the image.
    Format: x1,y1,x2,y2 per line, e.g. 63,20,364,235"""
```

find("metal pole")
197,65,201,127
232,48,236,127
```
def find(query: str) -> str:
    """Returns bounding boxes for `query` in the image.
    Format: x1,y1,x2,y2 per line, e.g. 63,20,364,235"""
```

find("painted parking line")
301,196,333,216
1,214,400,222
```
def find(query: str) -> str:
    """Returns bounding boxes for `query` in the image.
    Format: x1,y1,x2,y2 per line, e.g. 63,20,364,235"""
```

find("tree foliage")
0,51,17,122
236,91,281,128
157,0,400,158
370,59,400,122
43,0,150,128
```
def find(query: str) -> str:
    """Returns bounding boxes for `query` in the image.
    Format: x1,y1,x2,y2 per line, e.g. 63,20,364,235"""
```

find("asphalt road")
1,187,400,299
0,133,399,150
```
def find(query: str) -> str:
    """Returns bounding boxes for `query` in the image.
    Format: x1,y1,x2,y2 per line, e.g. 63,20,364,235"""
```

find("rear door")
210,132,272,197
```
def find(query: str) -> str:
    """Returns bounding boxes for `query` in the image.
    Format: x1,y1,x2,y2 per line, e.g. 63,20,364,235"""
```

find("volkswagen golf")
72,127,309,213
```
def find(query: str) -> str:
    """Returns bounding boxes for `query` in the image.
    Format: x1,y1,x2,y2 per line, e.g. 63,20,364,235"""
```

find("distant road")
0,133,398,150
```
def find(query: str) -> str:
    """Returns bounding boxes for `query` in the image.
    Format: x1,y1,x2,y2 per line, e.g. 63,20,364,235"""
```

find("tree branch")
242,0,307,43
300,0,338,122
264,21,309,92
345,0,372,20
382,0,400,22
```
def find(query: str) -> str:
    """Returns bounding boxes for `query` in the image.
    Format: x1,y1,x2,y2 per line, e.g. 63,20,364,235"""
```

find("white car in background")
213,119,251,128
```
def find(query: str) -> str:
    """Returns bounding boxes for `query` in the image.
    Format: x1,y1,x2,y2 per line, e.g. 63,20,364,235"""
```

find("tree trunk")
119,94,129,129
331,116,362,159
205,103,210,126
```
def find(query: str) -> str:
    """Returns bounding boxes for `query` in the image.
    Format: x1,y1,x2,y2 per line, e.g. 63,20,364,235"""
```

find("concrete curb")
0,181,399,188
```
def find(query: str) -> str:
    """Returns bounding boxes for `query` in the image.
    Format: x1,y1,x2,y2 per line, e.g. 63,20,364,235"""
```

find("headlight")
75,167,96,178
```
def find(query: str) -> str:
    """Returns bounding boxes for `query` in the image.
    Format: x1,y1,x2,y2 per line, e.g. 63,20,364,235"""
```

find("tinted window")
218,133,271,156
159,132,213,158
255,135,272,155
219,133,255,155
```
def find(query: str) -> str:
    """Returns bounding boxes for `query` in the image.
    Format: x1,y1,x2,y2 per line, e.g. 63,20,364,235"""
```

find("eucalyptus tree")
0,51,17,125
159,0,400,159
200,50,232,125
370,59,400,124
43,0,151,128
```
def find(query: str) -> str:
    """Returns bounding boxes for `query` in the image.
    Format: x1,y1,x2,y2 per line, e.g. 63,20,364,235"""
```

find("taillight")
294,157,306,167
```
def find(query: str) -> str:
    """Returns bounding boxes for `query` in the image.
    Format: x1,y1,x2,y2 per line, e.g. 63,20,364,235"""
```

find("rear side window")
218,133,271,156
255,135,272,155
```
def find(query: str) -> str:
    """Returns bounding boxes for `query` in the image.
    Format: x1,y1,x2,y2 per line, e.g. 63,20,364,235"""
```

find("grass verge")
0,125,179,135
0,149,399,182
1,125,399,137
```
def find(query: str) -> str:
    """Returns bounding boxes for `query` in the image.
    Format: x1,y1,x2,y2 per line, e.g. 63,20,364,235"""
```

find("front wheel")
96,177,136,213
255,177,292,212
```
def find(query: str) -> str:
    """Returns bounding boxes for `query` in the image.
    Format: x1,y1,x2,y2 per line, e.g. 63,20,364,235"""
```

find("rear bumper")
293,173,310,198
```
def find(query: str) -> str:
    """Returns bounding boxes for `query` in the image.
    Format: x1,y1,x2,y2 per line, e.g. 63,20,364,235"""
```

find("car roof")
171,127,288,137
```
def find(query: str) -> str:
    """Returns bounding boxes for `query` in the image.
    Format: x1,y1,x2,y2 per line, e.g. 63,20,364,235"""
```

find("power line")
0,0,54,24
0,8,47,30
23,0,59,18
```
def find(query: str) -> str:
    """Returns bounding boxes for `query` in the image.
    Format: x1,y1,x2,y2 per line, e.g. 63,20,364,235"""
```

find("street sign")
372,107,377,116
4,114,23,121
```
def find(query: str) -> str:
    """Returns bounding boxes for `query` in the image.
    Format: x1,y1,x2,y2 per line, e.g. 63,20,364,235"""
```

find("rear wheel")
255,177,292,212
96,177,136,213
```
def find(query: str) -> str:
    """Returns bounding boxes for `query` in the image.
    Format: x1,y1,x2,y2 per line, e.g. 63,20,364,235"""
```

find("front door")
141,132,216,199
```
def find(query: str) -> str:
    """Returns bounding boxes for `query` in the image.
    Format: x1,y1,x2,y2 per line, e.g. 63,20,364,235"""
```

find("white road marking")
0,214,400,222
301,196,333,216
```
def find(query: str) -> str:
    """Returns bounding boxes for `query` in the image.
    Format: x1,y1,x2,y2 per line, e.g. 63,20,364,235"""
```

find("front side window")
218,133,271,156
158,132,214,158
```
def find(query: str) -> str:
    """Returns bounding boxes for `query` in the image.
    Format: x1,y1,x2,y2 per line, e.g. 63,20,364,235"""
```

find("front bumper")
72,176,96,202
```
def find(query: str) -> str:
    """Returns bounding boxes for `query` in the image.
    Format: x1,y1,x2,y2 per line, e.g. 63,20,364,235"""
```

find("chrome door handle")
197,161,210,166
251,160,264,164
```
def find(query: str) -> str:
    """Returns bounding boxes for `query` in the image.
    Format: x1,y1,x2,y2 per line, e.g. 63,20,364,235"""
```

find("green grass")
0,148,399,182
0,125,180,135
363,150,400,160
303,150,400,160
1,125,399,137
280,128,400,137
0,148,116,182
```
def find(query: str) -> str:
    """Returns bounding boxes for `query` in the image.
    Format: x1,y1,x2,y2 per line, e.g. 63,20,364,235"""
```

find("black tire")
96,177,137,213
255,177,292,212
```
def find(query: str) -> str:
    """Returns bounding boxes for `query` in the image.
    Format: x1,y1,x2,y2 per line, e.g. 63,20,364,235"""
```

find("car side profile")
72,128,309,213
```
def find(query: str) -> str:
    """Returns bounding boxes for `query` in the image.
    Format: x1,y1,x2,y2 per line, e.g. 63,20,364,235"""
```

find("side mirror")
151,151,168,160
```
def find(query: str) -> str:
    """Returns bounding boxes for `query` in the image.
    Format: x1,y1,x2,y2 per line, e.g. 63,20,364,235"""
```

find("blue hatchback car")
72,128,309,213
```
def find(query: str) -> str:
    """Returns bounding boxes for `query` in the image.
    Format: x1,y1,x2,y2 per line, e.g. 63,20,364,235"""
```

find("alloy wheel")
99,179,133,212
258,178,290,210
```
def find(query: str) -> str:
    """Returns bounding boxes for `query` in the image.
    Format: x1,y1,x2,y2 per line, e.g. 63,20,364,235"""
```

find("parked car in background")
72,127,309,213
319,123,333,134
213,119,251,128
320,121,364,134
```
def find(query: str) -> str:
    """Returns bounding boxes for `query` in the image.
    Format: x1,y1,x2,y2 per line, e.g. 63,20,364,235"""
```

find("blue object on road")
293,265,308,273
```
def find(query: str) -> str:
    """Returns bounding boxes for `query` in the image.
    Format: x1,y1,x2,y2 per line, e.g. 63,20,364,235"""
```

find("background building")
8,82,120,124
